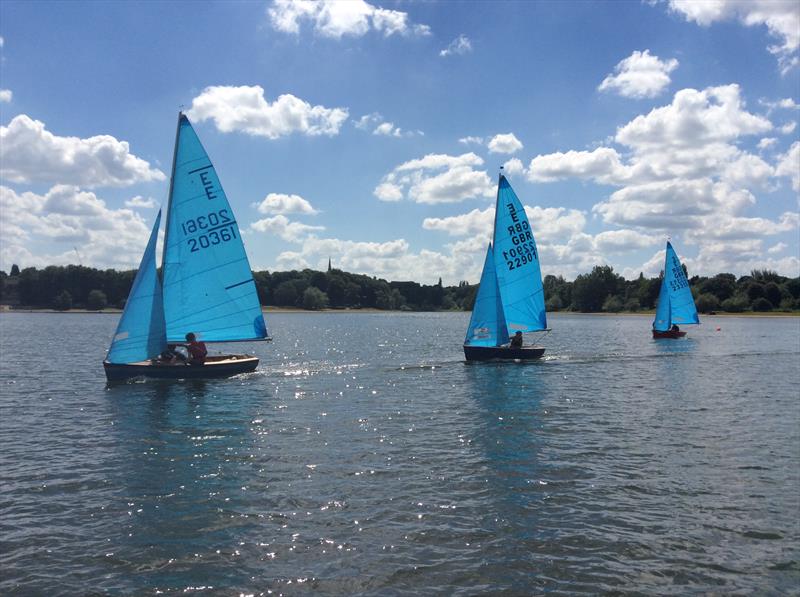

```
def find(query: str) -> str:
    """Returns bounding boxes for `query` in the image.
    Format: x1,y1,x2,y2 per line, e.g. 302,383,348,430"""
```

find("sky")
0,0,798,284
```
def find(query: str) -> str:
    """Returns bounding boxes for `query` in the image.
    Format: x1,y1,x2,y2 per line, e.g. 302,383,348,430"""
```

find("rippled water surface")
1,312,799,595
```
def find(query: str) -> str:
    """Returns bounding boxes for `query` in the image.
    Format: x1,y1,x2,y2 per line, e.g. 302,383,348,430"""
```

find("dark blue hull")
104,355,259,381
652,330,686,339
463,345,545,361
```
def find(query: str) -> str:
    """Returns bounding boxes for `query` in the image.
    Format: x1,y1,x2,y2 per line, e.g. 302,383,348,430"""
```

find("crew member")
185,332,207,365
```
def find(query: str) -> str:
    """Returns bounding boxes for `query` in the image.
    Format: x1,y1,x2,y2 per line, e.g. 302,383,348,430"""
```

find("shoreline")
1,306,797,317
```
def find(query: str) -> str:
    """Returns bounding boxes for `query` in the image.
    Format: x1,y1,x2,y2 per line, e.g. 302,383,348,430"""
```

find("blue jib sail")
107,211,167,364
465,244,510,347
492,175,547,332
653,241,700,331
161,114,267,342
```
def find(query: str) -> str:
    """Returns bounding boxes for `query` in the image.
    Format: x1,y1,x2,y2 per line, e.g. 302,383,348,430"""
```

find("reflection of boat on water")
103,113,267,381
464,174,548,361
652,241,699,339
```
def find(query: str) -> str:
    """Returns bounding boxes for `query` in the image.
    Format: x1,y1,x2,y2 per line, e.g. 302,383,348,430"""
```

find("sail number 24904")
180,209,238,253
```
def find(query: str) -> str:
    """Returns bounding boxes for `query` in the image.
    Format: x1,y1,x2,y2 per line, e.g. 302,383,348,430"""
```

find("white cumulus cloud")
667,0,800,74
616,85,772,150
523,82,798,277
268,0,430,39
502,158,525,177
487,133,523,154
187,85,348,139
0,89,11,103
775,141,800,191
0,185,153,270
0,115,165,187
375,152,494,204
529,147,628,184
254,192,319,215
249,214,325,241
422,205,587,244
598,50,679,99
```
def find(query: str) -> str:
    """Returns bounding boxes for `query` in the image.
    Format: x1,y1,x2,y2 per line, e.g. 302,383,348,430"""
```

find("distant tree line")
1,263,798,313
543,266,800,313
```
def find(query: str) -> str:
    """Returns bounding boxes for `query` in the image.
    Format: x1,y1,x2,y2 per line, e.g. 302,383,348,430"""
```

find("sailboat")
103,113,268,381
463,174,547,361
652,241,699,339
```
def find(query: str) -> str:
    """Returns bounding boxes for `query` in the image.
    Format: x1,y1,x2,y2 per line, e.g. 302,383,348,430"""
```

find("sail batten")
162,114,267,343
653,241,699,331
106,211,167,364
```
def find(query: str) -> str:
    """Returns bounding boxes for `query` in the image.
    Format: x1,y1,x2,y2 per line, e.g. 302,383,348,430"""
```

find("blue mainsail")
162,114,267,343
652,241,700,331
106,211,167,364
492,175,547,332
464,244,510,347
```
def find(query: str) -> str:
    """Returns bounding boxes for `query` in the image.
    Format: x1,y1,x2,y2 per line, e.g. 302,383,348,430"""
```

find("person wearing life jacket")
510,331,523,348
184,332,207,365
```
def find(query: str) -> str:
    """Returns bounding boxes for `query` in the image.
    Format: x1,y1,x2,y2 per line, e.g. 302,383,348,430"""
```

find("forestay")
106,211,167,364
464,244,510,347
161,114,267,343
492,175,547,333
653,241,700,331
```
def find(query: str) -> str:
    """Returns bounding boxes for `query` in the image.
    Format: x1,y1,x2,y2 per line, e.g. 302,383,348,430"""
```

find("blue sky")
1,0,798,284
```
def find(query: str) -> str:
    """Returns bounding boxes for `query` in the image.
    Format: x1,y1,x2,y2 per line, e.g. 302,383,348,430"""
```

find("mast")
160,112,185,275
492,167,503,248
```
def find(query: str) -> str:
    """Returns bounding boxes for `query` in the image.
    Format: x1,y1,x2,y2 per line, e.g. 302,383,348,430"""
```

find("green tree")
751,269,783,283
327,276,346,306
751,297,772,312
698,273,736,302
302,286,328,310
52,290,72,311
763,282,781,307
783,278,800,299
745,282,765,302
721,295,748,312
310,270,328,292
572,265,621,312
273,280,299,306
695,293,720,313
623,297,640,312
87,289,108,310
602,295,624,312
344,282,361,307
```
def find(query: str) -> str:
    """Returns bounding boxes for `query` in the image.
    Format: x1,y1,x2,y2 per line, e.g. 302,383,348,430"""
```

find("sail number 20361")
180,209,237,252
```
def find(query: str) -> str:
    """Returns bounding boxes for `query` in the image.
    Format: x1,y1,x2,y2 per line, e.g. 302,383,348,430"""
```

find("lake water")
1,312,798,595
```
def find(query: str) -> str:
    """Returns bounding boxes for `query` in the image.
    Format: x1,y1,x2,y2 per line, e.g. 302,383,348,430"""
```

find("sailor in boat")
155,333,206,365
510,331,523,348
158,344,186,364
184,332,207,365
670,324,680,333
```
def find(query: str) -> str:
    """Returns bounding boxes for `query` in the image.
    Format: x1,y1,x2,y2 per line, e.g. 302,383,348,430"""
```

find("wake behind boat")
463,174,548,361
652,241,699,339
103,113,268,381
